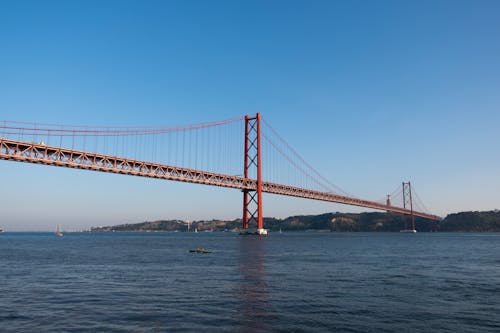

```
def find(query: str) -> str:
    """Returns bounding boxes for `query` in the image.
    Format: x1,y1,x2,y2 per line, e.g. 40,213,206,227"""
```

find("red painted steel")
241,114,264,229
402,182,416,230
256,113,263,230
0,137,441,221
403,181,415,230
0,117,244,136
0,138,255,190
242,115,250,229
261,182,440,220
409,182,415,230
402,182,408,230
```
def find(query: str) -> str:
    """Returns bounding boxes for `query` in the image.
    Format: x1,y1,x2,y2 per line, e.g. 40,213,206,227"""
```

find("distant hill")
91,210,500,233
439,210,500,232
91,211,441,232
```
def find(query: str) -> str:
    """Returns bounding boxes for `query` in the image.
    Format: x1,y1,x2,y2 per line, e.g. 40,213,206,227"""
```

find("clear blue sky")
1,0,499,231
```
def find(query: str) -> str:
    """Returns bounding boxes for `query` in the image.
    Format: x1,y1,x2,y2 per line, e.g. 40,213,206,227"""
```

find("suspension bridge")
0,114,440,234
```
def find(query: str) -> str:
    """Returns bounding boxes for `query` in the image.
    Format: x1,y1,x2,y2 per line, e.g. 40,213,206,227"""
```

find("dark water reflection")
236,237,276,332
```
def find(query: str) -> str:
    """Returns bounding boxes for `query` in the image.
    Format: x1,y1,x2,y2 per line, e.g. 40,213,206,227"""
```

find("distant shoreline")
3,210,498,233
90,210,500,233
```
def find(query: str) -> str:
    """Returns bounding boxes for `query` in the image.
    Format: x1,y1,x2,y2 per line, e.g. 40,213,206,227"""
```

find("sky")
1,0,499,231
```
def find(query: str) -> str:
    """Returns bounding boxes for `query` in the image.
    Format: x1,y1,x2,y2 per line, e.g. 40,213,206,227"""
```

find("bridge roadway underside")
0,138,440,221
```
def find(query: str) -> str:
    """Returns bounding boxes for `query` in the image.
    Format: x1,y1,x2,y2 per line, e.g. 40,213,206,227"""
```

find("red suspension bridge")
0,114,440,234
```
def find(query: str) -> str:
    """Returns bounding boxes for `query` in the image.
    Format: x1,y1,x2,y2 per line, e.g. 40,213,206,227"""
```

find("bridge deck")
0,138,440,221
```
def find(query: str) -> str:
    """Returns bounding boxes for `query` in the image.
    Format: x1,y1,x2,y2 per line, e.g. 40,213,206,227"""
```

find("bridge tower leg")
402,181,416,232
408,181,415,230
402,182,408,230
242,113,266,235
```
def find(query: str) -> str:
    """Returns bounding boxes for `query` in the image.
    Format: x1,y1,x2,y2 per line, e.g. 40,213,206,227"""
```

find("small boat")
55,225,63,237
400,229,417,233
189,248,211,254
0,228,4,233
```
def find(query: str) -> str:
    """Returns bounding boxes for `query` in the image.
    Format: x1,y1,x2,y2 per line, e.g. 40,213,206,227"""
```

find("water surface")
1,232,499,332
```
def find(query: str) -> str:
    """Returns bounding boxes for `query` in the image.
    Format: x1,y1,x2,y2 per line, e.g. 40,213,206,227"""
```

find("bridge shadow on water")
235,236,277,333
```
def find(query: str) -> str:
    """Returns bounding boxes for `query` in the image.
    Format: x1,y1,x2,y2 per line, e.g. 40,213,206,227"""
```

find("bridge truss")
0,114,441,226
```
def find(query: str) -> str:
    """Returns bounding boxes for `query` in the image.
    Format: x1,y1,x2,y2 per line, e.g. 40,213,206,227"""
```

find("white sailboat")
55,225,63,237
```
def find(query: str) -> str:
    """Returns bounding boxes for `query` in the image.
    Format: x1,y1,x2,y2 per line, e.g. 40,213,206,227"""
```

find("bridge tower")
401,181,416,232
242,113,266,235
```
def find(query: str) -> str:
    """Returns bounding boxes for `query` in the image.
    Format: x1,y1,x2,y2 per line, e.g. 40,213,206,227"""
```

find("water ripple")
1,232,500,332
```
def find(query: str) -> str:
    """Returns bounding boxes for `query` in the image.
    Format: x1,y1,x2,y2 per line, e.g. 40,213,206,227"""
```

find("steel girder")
0,138,441,221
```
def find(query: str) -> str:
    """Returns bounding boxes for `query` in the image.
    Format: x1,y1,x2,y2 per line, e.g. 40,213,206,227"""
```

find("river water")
1,232,499,332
